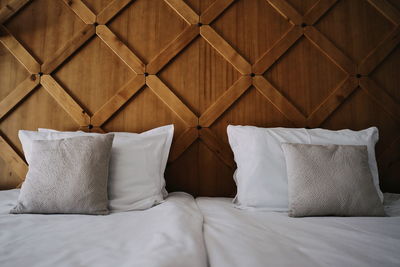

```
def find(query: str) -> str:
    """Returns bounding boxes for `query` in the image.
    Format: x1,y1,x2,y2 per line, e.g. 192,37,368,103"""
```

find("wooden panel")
285,0,319,15
0,42,29,100
0,86,79,156
211,87,295,145
53,37,135,116
322,87,400,156
0,0,399,194
107,0,187,64
211,0,292,64
184,0,216,15
315,0,395,63
102,86,187,138
264,37,347,117
166,140,199,195
81,0,110,14
159,36,241,116
198,140,235,197
371,45,400,104
0,156,21,189
4,0,86,64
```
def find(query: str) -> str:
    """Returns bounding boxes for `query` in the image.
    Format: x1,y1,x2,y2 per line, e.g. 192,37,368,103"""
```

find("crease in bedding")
197,194,400,267
0,190,207,267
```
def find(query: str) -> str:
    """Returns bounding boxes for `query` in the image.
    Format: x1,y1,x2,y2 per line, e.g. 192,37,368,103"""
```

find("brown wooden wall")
0,0,399,196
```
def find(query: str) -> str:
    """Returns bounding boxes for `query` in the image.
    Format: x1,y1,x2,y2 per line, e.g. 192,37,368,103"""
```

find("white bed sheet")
0,190,207,267
197,194,400,267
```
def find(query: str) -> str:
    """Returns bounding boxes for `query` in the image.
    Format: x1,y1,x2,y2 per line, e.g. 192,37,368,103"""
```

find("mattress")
197,194,400,267
0,190,207,267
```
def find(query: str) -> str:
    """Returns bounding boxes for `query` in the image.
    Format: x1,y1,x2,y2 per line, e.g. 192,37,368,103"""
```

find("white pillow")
19,125,174,212
227,125,382,211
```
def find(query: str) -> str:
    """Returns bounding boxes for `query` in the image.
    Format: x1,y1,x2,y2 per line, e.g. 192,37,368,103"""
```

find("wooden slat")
359,27,400,75
307,77,358,127
164,0,198,25
62,0,96,24
0,0,30,24
253,76,305,126
147,25,199,74
96,0,132,25
367,0,400,26
0,75,39,120
304,27,356,75
41,24,95,74
360,77,400,124
199,128,234,168
252,26,302,74
0,136,28,181
201,25,251,74
41,75,90,126
146,75,198,127
200,0,234,25
0,25,40,74
304,0,338,26
200,76,252,127
267,0,302,25
89,127,106,133
169,127,198,162
96,25,144,74
91,75,145,126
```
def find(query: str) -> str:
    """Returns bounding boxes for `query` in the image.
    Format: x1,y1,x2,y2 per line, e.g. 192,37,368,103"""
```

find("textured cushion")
11,134,114,215
227,125,382,211
281,143,385,217
21,125,174,211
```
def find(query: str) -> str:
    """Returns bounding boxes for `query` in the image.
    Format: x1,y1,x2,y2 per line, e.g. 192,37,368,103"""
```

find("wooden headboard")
0,0,399,196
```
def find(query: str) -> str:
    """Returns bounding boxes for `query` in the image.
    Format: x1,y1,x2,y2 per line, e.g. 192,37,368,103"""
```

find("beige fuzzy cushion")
11,134,114,215
281,143,384,217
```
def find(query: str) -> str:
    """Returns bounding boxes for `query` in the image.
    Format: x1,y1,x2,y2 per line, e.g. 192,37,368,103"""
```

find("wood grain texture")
96,25,144,74
42,24,95,74
0,25,40,73
61,0,96,24
253,75,305,126
268,0,302,25
147,25,199,74
200,25,251,74
96,0,132,24
1,0,399,194
0,135,27,184
303,0,337,26
252,26,302,74
91,75,145,126
200,76,251,127
0,0,29,24
164,0,199,25
40,75,90,126
146,75,198,127
0,75,38,119
200,0,234,25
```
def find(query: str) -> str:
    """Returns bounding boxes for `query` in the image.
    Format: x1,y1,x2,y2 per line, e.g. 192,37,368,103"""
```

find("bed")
0,190,207,267
197,194,400,267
